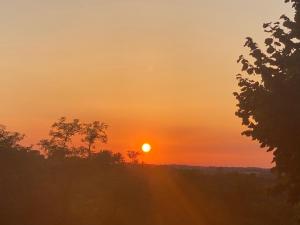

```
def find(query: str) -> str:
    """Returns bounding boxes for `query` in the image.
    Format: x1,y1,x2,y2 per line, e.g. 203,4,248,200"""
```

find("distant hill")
157,164,272,176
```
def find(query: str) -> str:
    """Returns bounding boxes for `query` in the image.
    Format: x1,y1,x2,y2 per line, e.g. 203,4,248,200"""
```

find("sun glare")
142,143,151,153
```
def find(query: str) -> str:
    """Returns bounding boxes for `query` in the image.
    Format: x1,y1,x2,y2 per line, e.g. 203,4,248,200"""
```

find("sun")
142,143,151,153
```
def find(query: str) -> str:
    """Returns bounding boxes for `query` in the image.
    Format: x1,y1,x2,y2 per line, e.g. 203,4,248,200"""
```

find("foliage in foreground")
235,0,300,202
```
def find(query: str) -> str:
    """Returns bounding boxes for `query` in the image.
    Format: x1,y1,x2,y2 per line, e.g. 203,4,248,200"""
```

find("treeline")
0,117,140,164
0,118,300,225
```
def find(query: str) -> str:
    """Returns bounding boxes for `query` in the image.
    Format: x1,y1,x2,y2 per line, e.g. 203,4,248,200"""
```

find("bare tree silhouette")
127,150,141,164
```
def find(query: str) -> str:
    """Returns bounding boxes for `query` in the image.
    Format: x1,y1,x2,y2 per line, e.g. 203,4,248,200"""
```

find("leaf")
265,38,273,45
274,42,281,46
237,55,243,63
242,64,248,71
247,68,254,75
267,46,275,54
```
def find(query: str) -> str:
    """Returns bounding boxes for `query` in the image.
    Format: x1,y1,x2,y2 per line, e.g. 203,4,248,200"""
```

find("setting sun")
1,0,298,224
142,143,151,153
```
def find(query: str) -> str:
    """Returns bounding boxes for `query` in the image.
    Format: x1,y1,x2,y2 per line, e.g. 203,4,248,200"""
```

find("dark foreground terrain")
0,148,299,225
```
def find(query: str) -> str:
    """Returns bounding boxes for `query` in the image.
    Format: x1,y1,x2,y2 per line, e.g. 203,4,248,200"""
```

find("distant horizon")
143,163,272,170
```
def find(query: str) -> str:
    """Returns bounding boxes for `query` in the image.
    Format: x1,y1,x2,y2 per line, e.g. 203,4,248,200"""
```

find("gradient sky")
0,0,294,167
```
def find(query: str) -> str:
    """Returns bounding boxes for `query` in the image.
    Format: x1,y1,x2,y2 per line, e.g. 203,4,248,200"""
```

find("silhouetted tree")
81,121,108,158
39,117,81,158
127,150,140,164
0,125,24,150
234,0,300,202
38,139,67,159
49,117,81,148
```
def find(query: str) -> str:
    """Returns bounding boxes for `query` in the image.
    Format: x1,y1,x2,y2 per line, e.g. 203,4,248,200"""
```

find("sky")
0,0,294,167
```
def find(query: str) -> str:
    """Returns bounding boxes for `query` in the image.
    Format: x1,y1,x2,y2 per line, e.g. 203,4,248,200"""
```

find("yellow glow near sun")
142,143,151,153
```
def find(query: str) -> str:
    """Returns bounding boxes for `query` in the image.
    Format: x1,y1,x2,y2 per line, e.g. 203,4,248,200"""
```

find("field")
0,149,299,225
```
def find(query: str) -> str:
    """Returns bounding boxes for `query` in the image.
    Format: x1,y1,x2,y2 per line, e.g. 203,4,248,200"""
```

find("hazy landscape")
0,144,298,225
0,117,300,225
2,0,300,224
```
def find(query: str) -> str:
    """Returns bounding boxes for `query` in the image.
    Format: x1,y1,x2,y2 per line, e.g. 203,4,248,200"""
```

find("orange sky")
0,0,294,167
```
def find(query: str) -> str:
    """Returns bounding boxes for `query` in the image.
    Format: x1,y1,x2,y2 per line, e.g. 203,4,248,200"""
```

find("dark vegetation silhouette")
127,150,141,164
0,118,300,225
38,117,109,159
234,0,300,203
